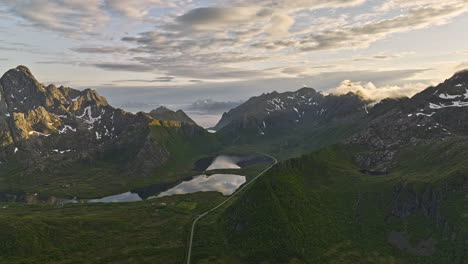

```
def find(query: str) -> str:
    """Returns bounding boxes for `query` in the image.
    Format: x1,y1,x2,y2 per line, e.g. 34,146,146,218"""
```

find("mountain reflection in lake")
156,174,246,198
206,156,241,170
89,192,142,203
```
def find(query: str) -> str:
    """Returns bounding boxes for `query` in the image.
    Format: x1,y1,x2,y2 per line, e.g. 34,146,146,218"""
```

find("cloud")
329,80,431,101
71,45,128,54
265,14,295,36
255,4,468,52
94,68,432,105
233,0,367,10
0,0,189,36
350,54,407,62
103,0,186,19
114,77,175,83
3,0,466,91
375,0,462,11
93,63,155,72
127,53,274,79
187,99,242,113
455,62,468,71
174,7,262,30
1,0,108,35
111,0,467,83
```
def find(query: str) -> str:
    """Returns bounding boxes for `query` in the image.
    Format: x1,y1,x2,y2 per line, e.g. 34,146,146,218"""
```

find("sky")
1,0,468,127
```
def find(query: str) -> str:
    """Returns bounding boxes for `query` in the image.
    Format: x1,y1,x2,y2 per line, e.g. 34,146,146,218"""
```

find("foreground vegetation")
191,140,468,263
0,160,275,264
0,192,225,264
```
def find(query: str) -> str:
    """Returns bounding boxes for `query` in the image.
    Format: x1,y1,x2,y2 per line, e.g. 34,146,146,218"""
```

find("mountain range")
0,66,216,200
1,65,468,263
202,69,468,263
187,99,242,113
147,106,196,124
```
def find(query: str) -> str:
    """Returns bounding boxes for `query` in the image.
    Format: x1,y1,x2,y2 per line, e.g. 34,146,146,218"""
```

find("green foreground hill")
191,139,468,263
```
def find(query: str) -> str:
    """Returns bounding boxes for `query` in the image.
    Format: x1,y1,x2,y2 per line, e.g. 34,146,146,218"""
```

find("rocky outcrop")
387,231,436,256
388,179,468,262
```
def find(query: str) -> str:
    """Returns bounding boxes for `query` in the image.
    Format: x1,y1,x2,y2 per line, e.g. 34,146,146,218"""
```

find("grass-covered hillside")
0,160,275,264
0,192,226,264
190,140,468,263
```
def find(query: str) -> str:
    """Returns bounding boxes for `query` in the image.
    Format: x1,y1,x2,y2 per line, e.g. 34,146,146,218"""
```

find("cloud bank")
329,80,432,102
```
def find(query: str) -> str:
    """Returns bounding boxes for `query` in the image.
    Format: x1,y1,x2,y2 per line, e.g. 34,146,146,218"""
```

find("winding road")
186,154,278,264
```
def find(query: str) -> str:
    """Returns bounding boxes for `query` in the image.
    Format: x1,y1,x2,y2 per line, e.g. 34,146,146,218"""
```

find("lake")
155,174,246,198
64,154,272,203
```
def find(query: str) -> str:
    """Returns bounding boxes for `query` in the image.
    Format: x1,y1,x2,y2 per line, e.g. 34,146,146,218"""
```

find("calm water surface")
155,174,246,198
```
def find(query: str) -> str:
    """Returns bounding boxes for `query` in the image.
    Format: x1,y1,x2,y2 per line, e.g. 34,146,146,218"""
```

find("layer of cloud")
115,0,467,82
329,80,431,102
0,0,190,35
256,4,468,52
2,0,467,94
95,68,431,105
104,0,186,19
1,0,108,34
456,62,468,71
376,0,463,12
187,99,242,113
93,63,154,72
114,77,175,83
71,45,128,54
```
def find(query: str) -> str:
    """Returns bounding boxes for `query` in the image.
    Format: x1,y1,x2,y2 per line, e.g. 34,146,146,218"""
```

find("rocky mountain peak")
408,70,468,113
214,86,367,135
0,66,156,161
148,106,196,124
1,65,42,92
151,106,171,114
296,86,318,94
452,68,468,80
347,70,468,171
7,65,37,81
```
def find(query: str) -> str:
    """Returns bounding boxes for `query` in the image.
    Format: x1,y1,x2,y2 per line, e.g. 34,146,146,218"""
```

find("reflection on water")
89,191,142,203
207,156,241,170
156,174,246,198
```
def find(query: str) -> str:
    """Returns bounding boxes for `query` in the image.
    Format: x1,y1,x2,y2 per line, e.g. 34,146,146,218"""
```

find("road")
186,154,278,264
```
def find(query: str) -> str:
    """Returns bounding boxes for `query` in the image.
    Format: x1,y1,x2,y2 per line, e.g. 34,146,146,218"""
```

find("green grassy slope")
0,192,226,264
0,160,275,264
148,121,221,184
220,117,366,160
192,141,468,263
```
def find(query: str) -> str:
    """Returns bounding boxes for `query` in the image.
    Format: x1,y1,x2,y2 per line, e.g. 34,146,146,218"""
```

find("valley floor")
0,162,274,264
